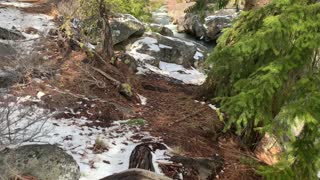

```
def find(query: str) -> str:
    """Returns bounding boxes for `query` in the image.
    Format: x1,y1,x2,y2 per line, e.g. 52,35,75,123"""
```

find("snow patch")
138,61,206,85
2,98,171,179
0,1,34,8
137,94,147,105
193,51,203,60
159,44,172,49
132,37,160,52
208,104,218,110
0,8,54,34
36,91,45,99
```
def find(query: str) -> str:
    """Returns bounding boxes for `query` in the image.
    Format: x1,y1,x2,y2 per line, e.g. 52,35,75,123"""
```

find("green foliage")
108,0,153,22
184,0,242,19
205,0,320,178
124,119,146,126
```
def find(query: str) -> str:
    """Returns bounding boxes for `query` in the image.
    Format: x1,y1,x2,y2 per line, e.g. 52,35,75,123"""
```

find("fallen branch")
90,66,121,85
169,108,207,126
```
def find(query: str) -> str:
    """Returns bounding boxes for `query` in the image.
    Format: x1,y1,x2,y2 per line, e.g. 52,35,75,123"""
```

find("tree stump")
129,143,167,171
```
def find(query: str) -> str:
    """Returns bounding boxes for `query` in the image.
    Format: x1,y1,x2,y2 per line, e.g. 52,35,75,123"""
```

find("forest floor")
3,0,260,179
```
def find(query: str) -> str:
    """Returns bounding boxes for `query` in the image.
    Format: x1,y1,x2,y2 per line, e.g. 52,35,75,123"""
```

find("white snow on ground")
131,37,160,52
165,35,195,46
0,8,54,34
159,44,172,49
128,37,206,85
0,6,55,54
137,94,147,105
0,1,34,8
36,91,45,99
138,61,206,85
2,97,171,180
193,51,204,60
208,104,218,110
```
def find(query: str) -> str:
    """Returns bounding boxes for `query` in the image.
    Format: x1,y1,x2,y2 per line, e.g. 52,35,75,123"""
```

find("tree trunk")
129,144,155,171
98,0,114,60
244,0,256,10
244,0,272,10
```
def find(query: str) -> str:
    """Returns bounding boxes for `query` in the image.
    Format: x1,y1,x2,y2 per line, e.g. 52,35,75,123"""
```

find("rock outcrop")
0,27,25,40
0,42,16,57
0,144,80,180
170,155,224,180
0,69,20,88
148,24,174,37
110,14,145,45
181,9,238,41
127,33,207,68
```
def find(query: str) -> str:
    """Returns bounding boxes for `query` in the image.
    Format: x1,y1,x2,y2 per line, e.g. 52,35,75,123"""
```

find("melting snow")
1,97,171,180
131,37,160,52
0,1,34,8
159,44,172,49
138,61,206,85
137,94,147,105
0,8,54,34
193,51,203,60
36,91,45,99
0,7,55,54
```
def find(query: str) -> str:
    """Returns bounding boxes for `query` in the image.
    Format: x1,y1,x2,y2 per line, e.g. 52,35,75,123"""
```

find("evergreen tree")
205,0,320,178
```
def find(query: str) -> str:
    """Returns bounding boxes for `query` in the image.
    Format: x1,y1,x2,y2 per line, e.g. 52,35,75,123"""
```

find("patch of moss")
124,118,146,126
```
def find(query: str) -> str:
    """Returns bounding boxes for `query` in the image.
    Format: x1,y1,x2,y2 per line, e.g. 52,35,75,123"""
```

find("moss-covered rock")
0,144,80,180
119,83,133,99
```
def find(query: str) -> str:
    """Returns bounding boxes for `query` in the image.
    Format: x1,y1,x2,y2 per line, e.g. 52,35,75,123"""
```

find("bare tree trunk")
244,0,272,10
244,0,256,10
98,0,114,61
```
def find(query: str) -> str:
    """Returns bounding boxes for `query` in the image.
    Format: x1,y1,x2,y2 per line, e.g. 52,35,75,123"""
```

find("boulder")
119,83,133,99
111,14,145,45
170,155,224,180
0,27,25,40
0,42,16,56
100,169,172,180
127,33,207,68
0,144,80,180
183,13,206,39
0,69,20,88
182,9,238,41
148,24,174,37
204,9,237,40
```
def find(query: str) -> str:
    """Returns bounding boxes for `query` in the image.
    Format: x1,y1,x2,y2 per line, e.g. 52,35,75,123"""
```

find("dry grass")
91,137,109,154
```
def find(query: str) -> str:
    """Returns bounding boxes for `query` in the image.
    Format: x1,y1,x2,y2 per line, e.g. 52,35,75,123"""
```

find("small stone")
119,83,133,99
103,160,110,164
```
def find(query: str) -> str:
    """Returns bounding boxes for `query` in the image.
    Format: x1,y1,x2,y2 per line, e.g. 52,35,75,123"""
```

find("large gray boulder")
0,144,80,180
0,42,16,57
147,24,174,37
170,155,224,180
182,9,238,41
0,27,25,40
100,169,172,180
183,13,206,39
111,14,145,45
0,69,20,88
204,10,236,40
127,33,207,68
